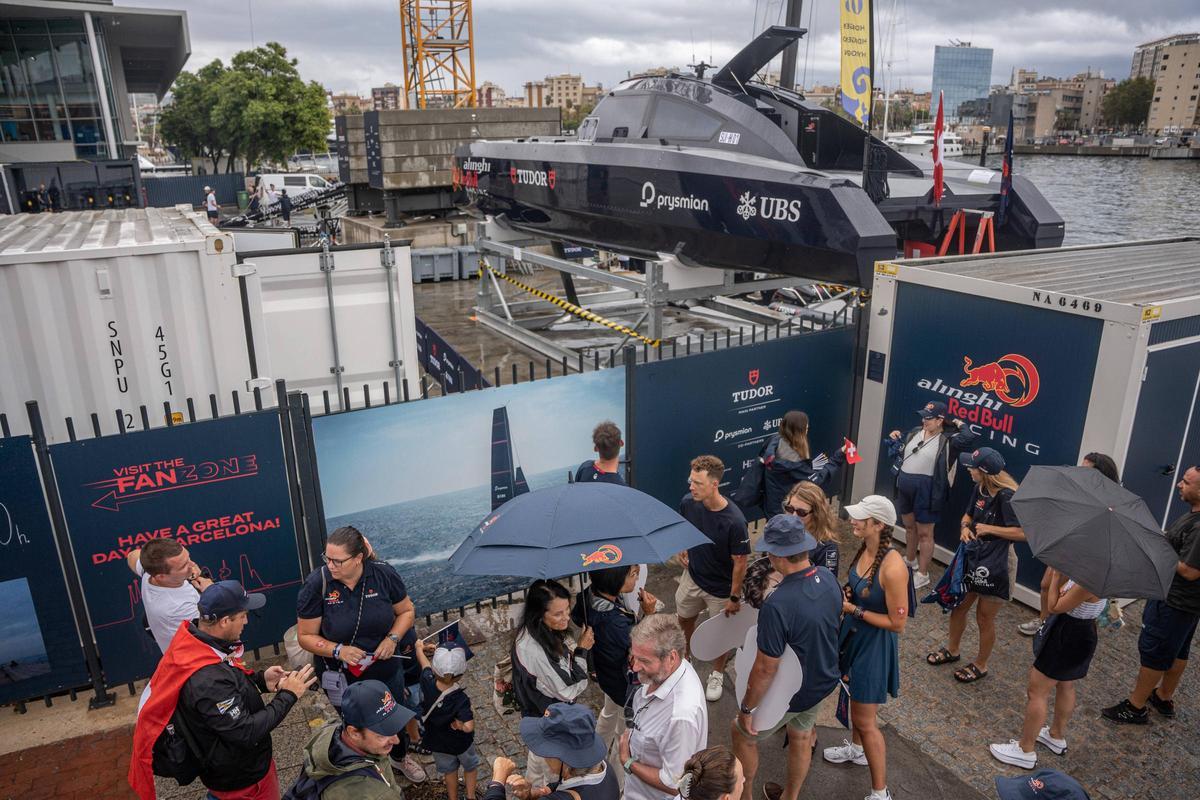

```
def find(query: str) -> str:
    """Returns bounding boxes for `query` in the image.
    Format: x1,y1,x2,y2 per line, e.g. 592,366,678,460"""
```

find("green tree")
1101,77,1155,129
159,60,230,170
562,102,595,132
159,43,330,172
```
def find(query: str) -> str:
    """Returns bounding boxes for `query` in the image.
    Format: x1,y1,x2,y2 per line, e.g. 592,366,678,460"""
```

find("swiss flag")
843,438,862,464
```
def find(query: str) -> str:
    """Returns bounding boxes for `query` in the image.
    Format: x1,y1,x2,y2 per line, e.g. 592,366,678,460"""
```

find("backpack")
151,710,208,786
282,765,380,800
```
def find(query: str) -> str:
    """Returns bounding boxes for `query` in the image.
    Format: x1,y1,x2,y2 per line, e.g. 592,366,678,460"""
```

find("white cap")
844,495,898,527
431,645,468,677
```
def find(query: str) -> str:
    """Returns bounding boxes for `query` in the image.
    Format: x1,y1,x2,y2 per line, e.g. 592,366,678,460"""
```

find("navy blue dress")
840,560,900,704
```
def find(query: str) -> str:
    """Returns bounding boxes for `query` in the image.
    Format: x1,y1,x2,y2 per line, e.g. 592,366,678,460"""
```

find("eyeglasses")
623,693,658,731
783,504,812,517
321,553,356,567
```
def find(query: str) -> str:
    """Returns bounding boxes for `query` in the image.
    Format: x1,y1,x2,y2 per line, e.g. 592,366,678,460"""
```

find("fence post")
299,393,330,545
623,346,637,489
275,381,311,576
25,401,115,709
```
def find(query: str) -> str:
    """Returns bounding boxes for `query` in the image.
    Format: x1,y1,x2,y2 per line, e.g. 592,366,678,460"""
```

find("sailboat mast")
860,0,875,190
779,0,804,90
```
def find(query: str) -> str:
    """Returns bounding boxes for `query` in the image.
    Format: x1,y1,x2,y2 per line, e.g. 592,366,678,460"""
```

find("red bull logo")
581,543,623,567
959,353,1040,408
378,691,397,715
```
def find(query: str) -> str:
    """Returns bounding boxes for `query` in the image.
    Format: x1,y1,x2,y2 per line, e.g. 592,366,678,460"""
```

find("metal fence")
142,173,246,208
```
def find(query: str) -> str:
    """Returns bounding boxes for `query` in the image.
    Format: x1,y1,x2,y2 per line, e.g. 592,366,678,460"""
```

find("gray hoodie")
290,721,404,800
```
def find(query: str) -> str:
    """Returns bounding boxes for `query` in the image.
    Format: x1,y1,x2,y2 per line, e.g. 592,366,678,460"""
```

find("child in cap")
415,640,478,800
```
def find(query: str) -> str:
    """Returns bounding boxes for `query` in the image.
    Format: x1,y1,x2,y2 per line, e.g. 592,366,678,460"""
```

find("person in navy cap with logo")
926,447,1025,684
731,514,840,800
284,679,416,800
485,703,619,800
994,770,1091,800
130,580,317,800
885,400,979,591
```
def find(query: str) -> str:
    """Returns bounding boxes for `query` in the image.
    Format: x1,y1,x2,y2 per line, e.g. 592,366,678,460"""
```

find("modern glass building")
0,0,188,162
931,43,994,124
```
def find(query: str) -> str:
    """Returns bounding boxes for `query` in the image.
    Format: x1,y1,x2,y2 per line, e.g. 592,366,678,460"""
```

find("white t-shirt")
900,430,940,477
135,562,200,652
205,192,217,211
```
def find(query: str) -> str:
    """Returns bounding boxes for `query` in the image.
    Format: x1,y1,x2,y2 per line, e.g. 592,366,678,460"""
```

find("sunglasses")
783,505,812,517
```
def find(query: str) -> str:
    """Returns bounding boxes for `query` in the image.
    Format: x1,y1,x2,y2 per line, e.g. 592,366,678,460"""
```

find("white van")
253,173,333,194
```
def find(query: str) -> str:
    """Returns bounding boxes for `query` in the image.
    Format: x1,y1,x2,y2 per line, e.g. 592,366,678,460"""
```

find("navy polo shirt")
418,667,474,755
757,565,841,712
296,560,417,683
575,461,626,485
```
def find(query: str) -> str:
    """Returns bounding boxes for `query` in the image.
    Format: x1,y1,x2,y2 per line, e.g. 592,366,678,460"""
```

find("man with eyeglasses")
676,454,751,703
617,614,707,800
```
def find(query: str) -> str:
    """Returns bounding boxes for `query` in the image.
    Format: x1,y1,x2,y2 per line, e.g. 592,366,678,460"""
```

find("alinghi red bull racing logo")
581,544,622,567
959,353,1040,408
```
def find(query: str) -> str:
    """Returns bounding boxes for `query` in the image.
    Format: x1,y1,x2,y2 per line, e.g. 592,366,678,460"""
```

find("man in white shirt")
618,614,708,800
204,186,219,222
125,538,212,653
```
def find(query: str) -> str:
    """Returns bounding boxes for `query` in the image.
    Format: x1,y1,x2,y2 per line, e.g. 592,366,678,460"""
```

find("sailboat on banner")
491,406,530,510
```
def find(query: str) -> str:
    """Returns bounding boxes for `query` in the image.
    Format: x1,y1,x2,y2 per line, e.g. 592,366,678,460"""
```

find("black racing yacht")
453,27,1064,287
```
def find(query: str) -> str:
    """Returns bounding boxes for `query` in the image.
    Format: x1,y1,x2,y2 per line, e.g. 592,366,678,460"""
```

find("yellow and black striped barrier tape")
478,260,661,347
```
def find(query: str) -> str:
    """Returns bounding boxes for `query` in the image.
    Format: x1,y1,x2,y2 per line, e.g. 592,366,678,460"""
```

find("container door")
1122,341,1200,527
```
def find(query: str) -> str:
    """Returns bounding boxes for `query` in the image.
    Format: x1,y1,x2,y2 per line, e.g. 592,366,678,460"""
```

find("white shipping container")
0,207,248,442
239,239,420,410
1,209,422,443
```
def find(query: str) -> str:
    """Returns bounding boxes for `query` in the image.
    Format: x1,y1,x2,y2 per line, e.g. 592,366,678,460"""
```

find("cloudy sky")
126,0,1199,97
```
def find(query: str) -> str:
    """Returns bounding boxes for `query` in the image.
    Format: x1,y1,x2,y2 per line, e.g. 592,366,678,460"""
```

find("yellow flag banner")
839,0,872,126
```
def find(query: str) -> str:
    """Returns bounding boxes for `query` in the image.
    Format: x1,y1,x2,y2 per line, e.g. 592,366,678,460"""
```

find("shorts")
675,569,728,621
1033,615,1098,682
894,471,937,523
433,743,480,775
1138,599,1200,671
734,699,825,741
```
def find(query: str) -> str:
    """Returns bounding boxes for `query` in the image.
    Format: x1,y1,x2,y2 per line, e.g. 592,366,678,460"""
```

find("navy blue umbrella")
449,482,708,579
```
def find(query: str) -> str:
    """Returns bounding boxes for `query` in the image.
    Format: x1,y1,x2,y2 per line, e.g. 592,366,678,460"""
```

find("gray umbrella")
1010,466,1179,599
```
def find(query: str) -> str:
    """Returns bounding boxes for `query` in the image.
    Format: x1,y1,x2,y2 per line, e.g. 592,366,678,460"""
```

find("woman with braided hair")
823,496,907,800
675,746,743,800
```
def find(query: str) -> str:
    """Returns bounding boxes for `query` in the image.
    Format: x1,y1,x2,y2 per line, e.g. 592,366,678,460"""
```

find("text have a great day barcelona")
90,511,282,565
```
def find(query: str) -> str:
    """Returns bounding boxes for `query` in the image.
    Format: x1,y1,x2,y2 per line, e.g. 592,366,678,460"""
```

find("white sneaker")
823,739,868,766
913,571,931,590
989,740,1036,769
391,753,427,783
705,669,724,702
1036,727,1067,755
905,557,918,572
1017,618,1043,636
864,790,893,800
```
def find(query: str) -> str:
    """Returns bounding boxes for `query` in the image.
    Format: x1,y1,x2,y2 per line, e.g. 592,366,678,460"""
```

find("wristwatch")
387,633,401,645
729,594,740,603
739,702,755,715
623,757,636,774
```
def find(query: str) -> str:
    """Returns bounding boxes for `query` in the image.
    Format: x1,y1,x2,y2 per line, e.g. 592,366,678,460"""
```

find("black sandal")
954,663,989,683
926,647,961,666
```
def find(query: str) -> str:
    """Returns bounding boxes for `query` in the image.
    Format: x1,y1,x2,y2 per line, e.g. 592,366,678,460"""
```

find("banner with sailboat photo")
310,368,626,614
839,0,872,125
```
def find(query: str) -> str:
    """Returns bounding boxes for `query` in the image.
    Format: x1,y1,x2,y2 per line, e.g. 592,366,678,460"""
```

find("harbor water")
979,154,1200,245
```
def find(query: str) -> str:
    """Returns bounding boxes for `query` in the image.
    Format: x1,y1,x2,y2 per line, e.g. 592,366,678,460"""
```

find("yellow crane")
399,0,477,109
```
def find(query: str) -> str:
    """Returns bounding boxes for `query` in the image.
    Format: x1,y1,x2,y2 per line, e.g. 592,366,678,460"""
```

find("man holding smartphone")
127,539,214,653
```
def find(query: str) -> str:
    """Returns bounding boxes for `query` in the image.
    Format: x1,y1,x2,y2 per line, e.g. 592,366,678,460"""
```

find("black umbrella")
1010,466,1178,599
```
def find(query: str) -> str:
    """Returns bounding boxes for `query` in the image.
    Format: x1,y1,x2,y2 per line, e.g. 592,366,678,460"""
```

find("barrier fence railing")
0,313,859,711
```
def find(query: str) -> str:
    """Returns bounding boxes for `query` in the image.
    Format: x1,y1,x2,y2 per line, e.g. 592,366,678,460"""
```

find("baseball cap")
341,679,416,736
959,447,1006,475
760,514,818,557
197,580,265,621
432,645,468,678
519,703,606,768
844,495,898,527
995,770,1091,800
918,401,948,419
